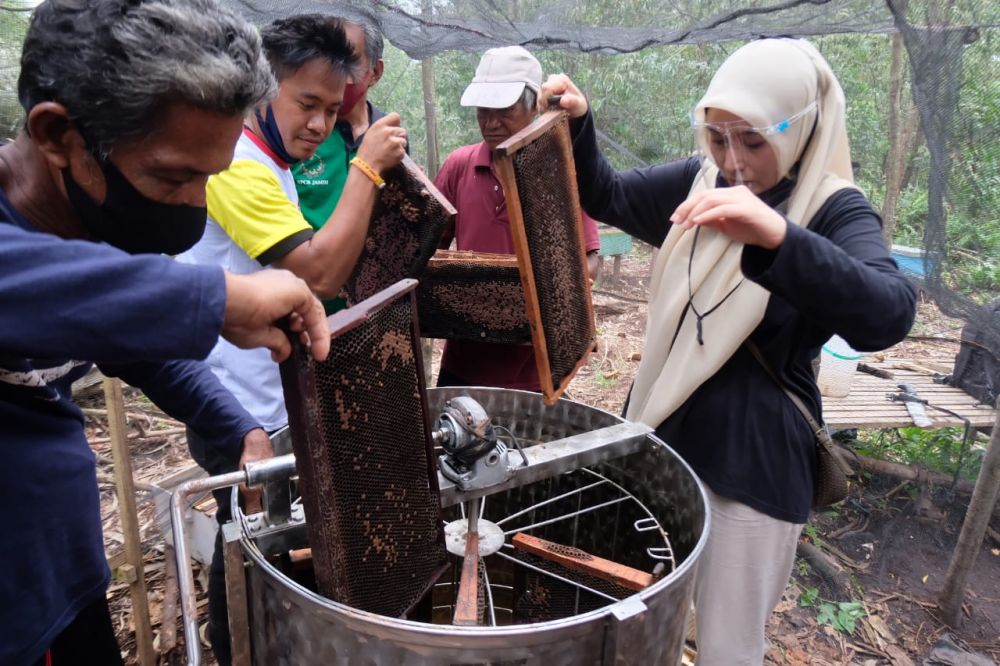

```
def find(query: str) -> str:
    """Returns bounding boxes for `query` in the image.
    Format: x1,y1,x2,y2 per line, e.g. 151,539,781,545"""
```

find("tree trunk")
419,0,440,386
938,398,1000,626
881,14,922,248
882,30,907,245
841,446,976,494
420,0,440,179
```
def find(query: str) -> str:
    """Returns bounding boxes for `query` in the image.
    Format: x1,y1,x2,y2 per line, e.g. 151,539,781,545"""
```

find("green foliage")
799,585,819,606
594,371,618,388
0,3,31,139
816,600,865,634
0,1,995,300
802,522,822,543
854,427,984,481
799,585,866,635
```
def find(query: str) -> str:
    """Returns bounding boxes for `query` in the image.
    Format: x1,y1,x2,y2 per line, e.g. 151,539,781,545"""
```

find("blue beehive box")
598,229,633,257
891,244,930,278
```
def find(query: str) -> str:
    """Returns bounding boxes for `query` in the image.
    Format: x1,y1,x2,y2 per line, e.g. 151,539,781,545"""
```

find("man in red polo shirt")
434,46,600,390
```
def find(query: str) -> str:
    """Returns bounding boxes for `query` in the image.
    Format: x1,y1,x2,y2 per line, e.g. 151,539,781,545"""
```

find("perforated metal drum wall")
416,251,531,343
495,112,597,403
344,155,454,305
278,280,446,618
241,388,708,665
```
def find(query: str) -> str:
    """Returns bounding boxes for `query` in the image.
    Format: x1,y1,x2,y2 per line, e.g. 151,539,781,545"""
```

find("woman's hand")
670,186,788,249
539,74,589,119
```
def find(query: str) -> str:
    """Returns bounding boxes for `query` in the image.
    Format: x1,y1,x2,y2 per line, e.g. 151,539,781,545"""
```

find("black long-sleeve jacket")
570,112,916,522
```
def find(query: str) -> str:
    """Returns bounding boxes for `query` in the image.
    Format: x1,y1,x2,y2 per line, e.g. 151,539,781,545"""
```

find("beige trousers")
693,488,804,666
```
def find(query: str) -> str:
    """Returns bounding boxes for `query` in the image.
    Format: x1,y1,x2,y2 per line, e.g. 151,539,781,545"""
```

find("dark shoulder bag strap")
745,340,825,437
745,340,854,476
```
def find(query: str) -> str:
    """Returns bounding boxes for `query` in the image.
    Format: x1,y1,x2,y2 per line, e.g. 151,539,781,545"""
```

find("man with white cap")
434,46,600,391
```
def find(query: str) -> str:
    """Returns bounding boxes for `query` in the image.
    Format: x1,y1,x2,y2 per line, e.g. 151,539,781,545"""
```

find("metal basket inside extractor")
226,387,707,665
429,465,676,626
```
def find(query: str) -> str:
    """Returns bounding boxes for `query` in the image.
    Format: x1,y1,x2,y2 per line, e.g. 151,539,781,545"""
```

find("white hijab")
625,38,858,427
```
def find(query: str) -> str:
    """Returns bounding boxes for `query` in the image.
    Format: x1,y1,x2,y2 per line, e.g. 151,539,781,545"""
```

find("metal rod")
438,421,653,507
481,561,497,627
171,470,247,666
170,456,299,666
495,550,619,602
578,468,674,571
495,480,608,526
502,496,630,536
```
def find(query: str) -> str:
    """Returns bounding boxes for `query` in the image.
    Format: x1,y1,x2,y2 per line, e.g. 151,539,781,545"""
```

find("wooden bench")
823,362,995,430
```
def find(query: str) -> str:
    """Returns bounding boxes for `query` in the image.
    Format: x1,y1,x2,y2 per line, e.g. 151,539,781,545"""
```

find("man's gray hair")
521,87,537,113
359,19,384,70
18,0,276,154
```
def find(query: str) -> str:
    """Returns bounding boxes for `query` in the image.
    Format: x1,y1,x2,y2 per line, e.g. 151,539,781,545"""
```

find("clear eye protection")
689,100,818,188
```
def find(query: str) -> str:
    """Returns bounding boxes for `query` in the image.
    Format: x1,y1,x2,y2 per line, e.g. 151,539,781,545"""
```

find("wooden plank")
71,366,103,397
222,523,251,666
104,377,156,666
512,533,655,592
452,531,480,626
494,109,564,156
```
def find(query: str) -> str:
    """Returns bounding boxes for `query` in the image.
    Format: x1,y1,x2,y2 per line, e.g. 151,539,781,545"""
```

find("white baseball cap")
460,46,543,109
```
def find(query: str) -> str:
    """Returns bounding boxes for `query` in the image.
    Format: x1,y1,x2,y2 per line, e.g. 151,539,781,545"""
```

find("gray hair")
360,20,384,69
18,0,276,154
520,87,537,112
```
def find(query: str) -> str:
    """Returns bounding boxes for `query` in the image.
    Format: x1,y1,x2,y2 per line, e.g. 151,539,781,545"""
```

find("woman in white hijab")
542,39,916,665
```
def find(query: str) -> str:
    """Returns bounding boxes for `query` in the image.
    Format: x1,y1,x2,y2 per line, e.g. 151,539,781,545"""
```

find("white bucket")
817,334,863,398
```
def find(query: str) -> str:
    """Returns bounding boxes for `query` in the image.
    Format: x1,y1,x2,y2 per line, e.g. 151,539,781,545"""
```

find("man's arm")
98,358,259,460
100,357,275,512
0,223,224,361
275,114,408,297
0,222,328,363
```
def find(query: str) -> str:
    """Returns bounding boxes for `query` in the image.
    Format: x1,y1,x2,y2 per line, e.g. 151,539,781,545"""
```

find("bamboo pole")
420,0,440,178
938,397,1000,626
104,377,156,666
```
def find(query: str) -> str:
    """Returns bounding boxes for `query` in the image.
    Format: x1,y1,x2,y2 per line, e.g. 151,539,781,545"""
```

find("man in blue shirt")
0,1,330,664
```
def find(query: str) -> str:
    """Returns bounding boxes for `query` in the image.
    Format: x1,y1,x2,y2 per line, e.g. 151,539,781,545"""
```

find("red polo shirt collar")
472,141,493,170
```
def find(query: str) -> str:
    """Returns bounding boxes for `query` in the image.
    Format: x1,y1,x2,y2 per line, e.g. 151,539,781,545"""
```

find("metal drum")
232,388,709,666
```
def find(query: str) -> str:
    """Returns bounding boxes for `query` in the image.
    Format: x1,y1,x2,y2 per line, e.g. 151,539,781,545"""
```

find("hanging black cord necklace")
686,225,745,345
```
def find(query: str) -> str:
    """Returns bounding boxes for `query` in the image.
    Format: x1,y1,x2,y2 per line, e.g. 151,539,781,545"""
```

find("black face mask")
62,156,207,255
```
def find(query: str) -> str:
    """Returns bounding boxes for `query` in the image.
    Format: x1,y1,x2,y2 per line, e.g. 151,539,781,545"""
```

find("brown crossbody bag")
746,340,853,509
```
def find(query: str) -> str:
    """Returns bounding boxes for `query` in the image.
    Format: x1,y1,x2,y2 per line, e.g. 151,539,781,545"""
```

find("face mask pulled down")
62,156,206,256
339,71,372,118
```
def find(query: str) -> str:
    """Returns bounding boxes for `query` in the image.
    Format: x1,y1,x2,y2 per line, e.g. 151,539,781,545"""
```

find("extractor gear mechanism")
433,396,525,491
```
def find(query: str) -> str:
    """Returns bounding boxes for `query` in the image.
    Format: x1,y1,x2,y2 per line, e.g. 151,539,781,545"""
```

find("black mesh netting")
1,0,997,388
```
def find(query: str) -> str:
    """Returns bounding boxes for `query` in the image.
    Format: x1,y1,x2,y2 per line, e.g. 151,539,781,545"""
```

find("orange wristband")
350,156,386,190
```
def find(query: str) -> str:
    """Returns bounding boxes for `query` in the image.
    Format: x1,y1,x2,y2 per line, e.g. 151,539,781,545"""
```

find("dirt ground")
83,242,999,665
